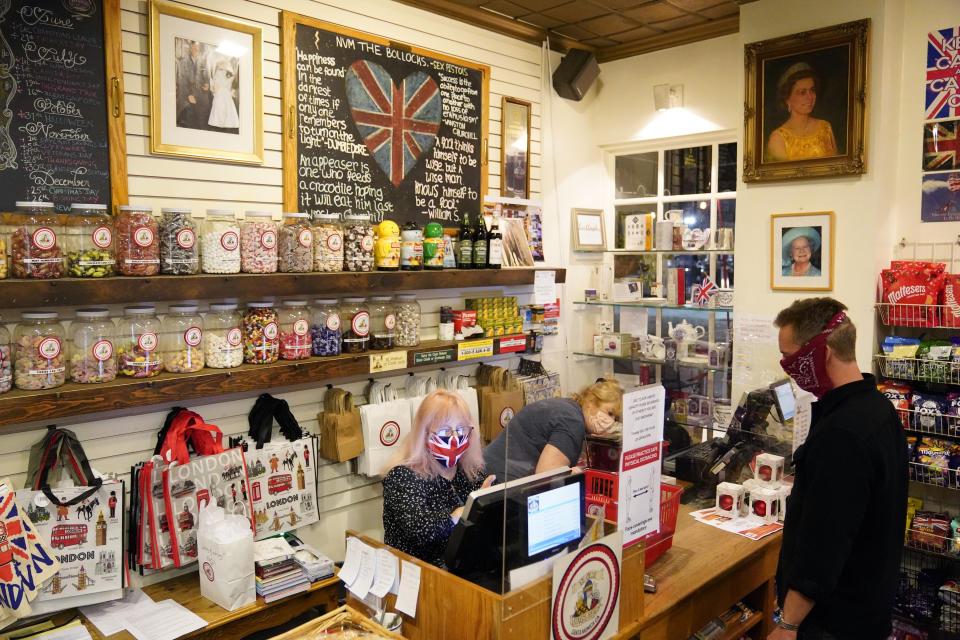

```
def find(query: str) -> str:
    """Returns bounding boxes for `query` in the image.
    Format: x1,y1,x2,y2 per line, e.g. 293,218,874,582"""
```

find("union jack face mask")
428,431,470,469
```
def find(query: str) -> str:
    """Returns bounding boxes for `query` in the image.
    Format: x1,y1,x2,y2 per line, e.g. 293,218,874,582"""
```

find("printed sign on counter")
457,339,493,360
618,385,665,548
370,351,408,373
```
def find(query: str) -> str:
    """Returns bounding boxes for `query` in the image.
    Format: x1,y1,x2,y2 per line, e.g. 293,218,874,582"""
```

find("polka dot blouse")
382,465,483,567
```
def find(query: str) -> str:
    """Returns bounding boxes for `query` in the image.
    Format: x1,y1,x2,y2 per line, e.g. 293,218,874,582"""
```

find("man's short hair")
774,297,857,362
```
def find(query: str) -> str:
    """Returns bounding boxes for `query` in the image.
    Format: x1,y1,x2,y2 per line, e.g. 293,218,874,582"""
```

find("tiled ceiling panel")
580,13,640,37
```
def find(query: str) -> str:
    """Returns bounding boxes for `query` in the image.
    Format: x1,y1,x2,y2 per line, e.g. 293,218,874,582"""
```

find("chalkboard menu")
282,12,489,226
0,0,121,212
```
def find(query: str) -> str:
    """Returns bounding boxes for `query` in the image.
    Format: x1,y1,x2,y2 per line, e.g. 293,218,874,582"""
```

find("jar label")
352,311,370,337
227,327,242,346
293,318,309,336
32,227,56,250
78,259,116,266
177,228,196,249
361,234,374,252
184,327,202,346
93,339,113,361
260,230,277,249
37,337,61,359
134,226,154,248
92,226,112,248
221,231,239,251
298,228,313,248
327,232,343,252
384,313,396,330
264,322,279,340
326,314,341,332
138,332,158,352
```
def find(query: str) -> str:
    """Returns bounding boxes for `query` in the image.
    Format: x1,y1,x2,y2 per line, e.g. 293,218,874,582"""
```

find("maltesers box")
715,482,744,516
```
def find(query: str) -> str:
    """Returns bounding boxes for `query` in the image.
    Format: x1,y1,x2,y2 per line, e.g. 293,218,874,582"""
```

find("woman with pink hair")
382,390,494,566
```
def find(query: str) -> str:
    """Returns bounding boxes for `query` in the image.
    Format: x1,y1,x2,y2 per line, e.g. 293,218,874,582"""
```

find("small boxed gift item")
749,487,780,524
715,482,744,516
755,453,785,487
601,333,633,358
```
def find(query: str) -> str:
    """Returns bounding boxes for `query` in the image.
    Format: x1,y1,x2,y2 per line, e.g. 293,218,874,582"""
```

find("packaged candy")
878,380,911,427
944,274,960,327
911,392,949,434
952,520,960,556
881,336,921,379
940,580,960,605
917,437,951,485
881,261,946,327
917,338,953,382
906,496,923,543
910,510,950,550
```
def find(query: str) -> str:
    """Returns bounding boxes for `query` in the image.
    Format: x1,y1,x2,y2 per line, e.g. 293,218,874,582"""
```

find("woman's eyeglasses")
433,426,472,439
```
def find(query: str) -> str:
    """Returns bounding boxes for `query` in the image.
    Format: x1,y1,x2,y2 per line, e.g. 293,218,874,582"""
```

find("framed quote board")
0,0,127,212
281,11,489,226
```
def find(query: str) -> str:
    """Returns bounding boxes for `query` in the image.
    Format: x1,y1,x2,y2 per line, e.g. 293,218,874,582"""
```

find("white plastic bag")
197,503,254,611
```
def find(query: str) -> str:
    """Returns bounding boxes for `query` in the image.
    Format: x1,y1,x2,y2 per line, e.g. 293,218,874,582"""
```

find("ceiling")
395,0,752,62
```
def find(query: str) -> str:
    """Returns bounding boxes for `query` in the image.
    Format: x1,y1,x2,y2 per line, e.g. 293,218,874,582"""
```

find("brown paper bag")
319,409,364,462
480,389,524,443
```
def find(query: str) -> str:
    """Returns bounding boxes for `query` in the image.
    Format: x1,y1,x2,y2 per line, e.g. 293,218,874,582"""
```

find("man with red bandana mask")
770,298,907,640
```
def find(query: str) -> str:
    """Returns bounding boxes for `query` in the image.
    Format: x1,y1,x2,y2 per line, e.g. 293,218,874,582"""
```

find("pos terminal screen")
526,482,581,556
772,379,796,421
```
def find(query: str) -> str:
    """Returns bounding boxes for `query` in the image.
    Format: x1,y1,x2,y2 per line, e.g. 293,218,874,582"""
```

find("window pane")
665,253,712,302
615,152,657,198
664,146,711,196
664,200,711,232
718,143,737,192
615,205,656,249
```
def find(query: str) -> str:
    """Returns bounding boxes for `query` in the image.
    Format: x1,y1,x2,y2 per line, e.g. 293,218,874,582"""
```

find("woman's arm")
766,129,787,162
535,443,573,474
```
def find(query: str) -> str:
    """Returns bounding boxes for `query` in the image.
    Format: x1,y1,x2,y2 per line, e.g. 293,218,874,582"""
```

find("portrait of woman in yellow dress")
765,62,838,163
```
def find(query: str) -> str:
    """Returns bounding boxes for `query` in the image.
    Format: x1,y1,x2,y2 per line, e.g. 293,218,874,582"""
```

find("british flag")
926,26,960,120
693,277,718,307
345,60,441,186
925,120,959,171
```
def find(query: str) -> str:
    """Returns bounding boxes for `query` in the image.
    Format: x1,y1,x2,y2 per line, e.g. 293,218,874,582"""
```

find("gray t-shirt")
482,397,585,482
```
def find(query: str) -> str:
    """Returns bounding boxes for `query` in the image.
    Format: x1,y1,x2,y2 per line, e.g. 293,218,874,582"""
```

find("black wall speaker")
552,48,600,101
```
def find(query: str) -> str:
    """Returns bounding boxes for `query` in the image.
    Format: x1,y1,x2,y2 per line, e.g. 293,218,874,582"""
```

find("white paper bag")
358,398,411,477
197,503,254,611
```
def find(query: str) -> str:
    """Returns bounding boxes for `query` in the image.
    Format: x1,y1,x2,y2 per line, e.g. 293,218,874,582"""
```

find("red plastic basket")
642,484,684,566
585,468,619,520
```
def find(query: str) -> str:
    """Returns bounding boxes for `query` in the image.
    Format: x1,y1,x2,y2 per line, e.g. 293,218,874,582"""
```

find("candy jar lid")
70,203,108,212
209,302,238,311
16,201,54,208
21,311,59,319
124,306,156,315
314,298,338,305
244,211,274,218
246,301,274,308
283,300,308,307
75,308,110,319
169,304,199,313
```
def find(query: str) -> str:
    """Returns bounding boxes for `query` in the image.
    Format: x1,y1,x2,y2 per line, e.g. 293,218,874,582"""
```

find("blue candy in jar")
310,299,342,357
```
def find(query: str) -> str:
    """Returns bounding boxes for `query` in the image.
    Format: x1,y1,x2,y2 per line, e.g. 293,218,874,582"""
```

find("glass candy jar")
278,213,313,273
116,206,160,276
9,201,63,279
279,300,311,360
343,213,374,272
312,213,343,272
159,208,199,275
201,209,241,274
395,295,421,347
204,302,243,369
117,306,163,377
69,308,117,384
369,296,396,350
14,311,66,390
65,204,115,278
310,299,341,357
241,211,278,274
0,321,9,393
162,304,204,373
243,302,279,364
341,298,369,353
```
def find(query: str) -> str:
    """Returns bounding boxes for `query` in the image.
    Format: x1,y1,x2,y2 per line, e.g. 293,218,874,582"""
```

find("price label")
413,348,455,365
370,350,408,373
457,339,493,361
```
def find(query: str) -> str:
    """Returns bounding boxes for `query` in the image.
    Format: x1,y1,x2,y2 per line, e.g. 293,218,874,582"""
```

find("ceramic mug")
716,288,734,307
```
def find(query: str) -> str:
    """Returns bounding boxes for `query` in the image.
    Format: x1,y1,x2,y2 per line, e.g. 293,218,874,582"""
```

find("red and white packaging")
943,274,960,327
715,482,744,516
754,453,785,487
880,261,946,327
749,487,780,524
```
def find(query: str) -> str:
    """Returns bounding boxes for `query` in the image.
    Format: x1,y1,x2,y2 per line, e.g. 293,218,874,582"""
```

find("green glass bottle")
458,214,474,269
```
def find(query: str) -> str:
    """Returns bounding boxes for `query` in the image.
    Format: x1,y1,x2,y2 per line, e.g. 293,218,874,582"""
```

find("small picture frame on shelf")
572,208,606,252
771,211,834,291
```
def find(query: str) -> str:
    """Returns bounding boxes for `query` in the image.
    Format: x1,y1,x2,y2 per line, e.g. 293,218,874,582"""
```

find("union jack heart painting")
345,60,442,186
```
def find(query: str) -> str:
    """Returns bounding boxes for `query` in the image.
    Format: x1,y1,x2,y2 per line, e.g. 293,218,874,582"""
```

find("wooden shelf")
0,337,530,427
720,611,763,640
2,267,565,308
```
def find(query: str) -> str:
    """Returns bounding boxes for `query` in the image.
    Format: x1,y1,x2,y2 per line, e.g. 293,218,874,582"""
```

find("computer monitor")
770,378,796,422
445,467,586,592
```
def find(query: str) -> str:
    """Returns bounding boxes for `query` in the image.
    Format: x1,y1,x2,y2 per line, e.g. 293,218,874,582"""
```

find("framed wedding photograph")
149,0,263,164
572,208,606,252
501,97,531,199
771,211,834,291
743,19,869,182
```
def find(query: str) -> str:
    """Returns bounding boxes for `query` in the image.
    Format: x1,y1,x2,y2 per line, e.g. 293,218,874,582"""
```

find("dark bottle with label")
457,214,473,269
487,216,503,270
472,216,488,268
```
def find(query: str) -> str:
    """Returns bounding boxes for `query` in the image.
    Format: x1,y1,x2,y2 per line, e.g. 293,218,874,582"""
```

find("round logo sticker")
32,227,56,250
202,562,215,582
298,228,313,248
361,234,374,252
176,228,196,249
293,319,309,336
327,233,343,252
92,340,114,362
379,421,400,446
37,337,61,359
500,407,515,427
326,314,341,332
184,327,202,347
260,230,277,249
33,493,49,508
263,322,279,340
138,332,158,352
351,311,370,337
134,226,154,248
92,226,112,248
221,231,239,251
227,327,242,346
384,313,396,330
551,544,621,640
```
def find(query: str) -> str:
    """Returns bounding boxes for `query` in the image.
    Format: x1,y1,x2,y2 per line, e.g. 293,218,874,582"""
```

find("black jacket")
776,374,908,639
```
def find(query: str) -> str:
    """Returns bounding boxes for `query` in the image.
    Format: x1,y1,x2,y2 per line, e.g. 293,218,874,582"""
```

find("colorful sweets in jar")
161,304,204,373
341,297,370,353
204,302,243,368
369,296,396,350
395,295,421,347
14,311,66,390
9,201,63,279
240,211,278,274
65,204,115,278
69,308,117,384
0,236,7,278
343,213,374,272
201,209,241,274
116,206,160,276
117,306,163,377
0,322,11,393
159,208,199,275
312,213,343,272
279,300,311,360
278,213,313,273
243,302,279,364
310,299,341,357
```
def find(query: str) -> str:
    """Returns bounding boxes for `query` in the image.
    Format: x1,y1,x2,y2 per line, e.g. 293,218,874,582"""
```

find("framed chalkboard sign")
0,0,127,213
281,11,488,227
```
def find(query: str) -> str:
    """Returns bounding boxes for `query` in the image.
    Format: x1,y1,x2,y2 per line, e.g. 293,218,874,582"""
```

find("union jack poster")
345,60,441,186
924,120,960,171
926,26,960,120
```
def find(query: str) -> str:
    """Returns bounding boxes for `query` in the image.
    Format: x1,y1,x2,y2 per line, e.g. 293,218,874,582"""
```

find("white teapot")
668,319,705,344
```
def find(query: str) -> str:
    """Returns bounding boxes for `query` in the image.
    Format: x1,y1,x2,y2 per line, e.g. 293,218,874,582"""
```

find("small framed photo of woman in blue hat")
771,212,834,291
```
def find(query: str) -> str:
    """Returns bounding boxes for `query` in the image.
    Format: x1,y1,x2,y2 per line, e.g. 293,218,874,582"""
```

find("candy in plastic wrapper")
912,392,949,434
878,380,911,428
